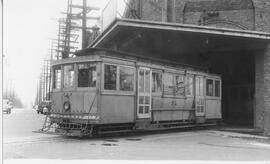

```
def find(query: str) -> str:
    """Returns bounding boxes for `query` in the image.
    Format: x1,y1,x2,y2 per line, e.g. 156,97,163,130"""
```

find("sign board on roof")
101,0,117,31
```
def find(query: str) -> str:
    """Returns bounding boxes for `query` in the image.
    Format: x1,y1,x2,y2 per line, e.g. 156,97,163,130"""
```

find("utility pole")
55,0,100,59
5,79,8,98
48,42,53,100
82,0,87,49
43,62,46,101
57,21,61,60
39,72,42,104
45,60,48,100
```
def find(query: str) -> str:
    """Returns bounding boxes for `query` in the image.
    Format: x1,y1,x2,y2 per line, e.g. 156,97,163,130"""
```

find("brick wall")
124,0,270,32
253,0,270,32
141,0,165,22
255,44,270,135
263,44,270,135
255,52,265,130
183,9,255,30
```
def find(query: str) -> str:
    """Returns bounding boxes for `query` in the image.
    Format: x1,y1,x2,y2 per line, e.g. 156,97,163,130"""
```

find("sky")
3,0,125,108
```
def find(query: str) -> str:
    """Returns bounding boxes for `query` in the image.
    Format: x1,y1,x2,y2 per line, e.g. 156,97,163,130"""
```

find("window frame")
174,74,185,97
206,78,222,99
163,72,175,96
206,79,214,97
214,79,222,98
119,65,135,92
102,63,135,94
195,76,204,97
103,63,118,91
77,62,97,90
52,65,62,91
62,64,76,91
151,70,163,95
163,72,186,97
185,75,194,97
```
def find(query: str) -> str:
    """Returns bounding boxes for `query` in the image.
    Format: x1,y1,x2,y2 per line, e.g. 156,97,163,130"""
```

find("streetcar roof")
75,48,207,71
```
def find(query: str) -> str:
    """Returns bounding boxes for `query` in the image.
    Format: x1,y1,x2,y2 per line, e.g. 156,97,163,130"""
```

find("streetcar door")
137,67,151,119
195,76,206,122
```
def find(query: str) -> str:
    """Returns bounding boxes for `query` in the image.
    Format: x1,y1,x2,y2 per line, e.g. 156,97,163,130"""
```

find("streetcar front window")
104,64,117,90
78,63,96,88
53,66,61,89
63,64,75,88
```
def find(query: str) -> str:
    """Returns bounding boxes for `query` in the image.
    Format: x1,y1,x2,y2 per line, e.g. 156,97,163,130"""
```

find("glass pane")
200,78,204,96
145,106,150,114
195,77,200,96
145,96,150,105
139,69,144,92
196,106,201,113
206,79,214,96
139,96,144,104
145,70,150,92
120,66,134,91
63,65,74,88
139,106,144,114
175,75,185,96
201,106,204,113
215,80,221,97
186,76,193,95
53,66,61,89
152,72,162,92
104,65,117,90
78,63,96,88
164,73,174,95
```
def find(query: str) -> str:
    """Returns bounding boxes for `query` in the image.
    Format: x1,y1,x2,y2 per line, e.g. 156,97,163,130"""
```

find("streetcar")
40,48,222,136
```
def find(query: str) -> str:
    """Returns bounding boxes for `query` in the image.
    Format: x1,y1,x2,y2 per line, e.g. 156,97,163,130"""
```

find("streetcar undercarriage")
36,115,220,137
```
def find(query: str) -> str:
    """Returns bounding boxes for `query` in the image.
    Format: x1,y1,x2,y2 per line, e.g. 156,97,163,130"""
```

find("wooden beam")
70,16,100,20
70,4,99,11
70,25,98,30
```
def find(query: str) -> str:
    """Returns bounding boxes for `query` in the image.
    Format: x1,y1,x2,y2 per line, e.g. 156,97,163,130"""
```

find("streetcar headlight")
63,101,71,112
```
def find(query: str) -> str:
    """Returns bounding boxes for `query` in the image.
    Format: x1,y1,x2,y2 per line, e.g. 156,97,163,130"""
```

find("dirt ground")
3,108,270,162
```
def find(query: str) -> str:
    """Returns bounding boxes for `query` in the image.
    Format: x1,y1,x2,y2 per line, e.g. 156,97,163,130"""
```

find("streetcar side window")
119,66,134,91
206,79,221,97
104,64,117,90
163,73,185,96
186,76,194,96
163,73,174,95
53,66,61,89
196,76,204,96
152,72,162,93
206,79,214,96
215,80,221,97
63,64,75,88
175,75,185,96
78,63,96,88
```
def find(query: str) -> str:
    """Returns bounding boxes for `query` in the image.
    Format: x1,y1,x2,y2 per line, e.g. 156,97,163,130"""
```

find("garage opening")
205,52,255,126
